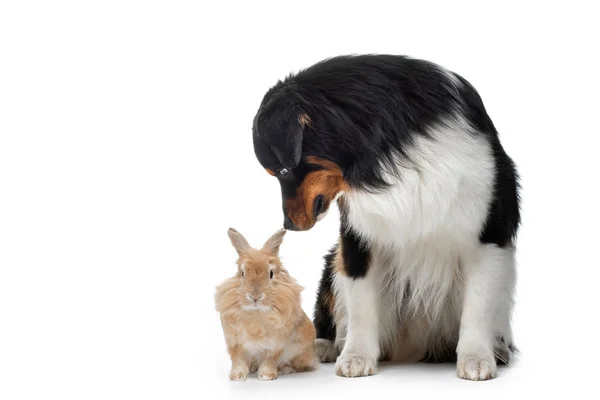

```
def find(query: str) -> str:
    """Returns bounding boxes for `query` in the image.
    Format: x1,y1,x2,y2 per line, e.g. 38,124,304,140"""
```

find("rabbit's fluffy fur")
215,228,316,381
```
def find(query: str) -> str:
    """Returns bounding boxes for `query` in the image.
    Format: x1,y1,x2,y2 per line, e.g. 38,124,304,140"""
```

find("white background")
1,1,599,399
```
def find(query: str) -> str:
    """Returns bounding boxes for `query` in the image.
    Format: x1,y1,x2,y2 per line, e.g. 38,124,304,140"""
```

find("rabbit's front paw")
229,365,249,381
258,365,277,381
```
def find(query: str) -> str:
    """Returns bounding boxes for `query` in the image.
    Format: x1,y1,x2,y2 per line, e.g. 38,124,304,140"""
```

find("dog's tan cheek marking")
300,157,350,225
285,183,316,230
284,157,349,230
285,197,310,229
300,171,338,218
266,169,276,176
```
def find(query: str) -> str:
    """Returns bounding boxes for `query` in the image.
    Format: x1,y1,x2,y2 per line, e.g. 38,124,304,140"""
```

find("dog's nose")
283,215,298,231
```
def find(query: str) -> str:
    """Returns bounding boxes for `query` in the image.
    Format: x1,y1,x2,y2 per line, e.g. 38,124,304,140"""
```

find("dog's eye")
278,168,289,177
269,270,274,279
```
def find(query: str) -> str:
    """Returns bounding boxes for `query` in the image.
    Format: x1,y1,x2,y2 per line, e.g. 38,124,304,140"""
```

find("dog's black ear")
267,106,303,168
254,98,307,169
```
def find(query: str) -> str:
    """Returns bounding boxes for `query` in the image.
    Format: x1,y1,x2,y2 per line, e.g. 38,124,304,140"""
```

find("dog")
251,55,520,380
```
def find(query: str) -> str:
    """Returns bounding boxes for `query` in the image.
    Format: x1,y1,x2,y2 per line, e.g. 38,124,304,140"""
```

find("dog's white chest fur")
335,119,501,361
345,119,494,248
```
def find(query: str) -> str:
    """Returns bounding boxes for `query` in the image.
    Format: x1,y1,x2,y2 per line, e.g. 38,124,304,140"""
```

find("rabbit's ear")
227,228,251,256
261,229,287,256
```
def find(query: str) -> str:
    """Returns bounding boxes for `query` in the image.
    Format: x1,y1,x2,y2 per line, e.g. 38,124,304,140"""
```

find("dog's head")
253,91,349,231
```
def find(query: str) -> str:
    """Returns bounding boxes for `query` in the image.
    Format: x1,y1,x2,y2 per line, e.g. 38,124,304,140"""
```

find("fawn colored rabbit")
215,228,316,380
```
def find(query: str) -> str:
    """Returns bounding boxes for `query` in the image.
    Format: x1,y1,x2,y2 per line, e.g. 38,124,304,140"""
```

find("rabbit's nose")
247,293,264,302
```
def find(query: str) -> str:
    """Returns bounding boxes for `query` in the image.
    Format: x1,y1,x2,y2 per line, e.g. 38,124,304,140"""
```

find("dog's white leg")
457,244,516,380
493,251,517,365
333,276,348,357
315,273,348,363
335,270,380,377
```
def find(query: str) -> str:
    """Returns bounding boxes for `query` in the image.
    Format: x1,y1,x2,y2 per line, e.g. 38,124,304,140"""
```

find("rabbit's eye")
269,270,274,279
241,271,244,278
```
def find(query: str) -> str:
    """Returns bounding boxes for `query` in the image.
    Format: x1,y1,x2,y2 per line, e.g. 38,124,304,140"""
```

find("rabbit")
215,228,317,381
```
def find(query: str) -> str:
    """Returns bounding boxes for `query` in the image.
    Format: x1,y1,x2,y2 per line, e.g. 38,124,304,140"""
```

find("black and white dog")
252,55,520,380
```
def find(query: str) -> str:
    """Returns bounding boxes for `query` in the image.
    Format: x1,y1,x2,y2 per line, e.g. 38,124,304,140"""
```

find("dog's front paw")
335,353,377,377
457,352,497,381
314,338,337,363
229,366,249,381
